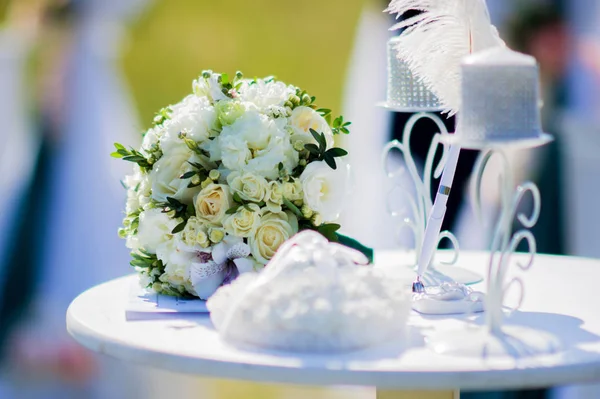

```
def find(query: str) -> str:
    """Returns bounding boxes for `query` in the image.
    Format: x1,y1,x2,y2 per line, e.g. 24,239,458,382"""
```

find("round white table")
67,251,600,398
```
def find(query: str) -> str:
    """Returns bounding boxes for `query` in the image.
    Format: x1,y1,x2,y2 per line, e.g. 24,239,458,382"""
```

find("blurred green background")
124,0,368,127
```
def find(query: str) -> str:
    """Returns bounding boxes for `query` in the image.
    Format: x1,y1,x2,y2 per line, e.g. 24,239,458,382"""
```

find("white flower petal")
211,242,229,265
190,262,226,300
233,258,254,274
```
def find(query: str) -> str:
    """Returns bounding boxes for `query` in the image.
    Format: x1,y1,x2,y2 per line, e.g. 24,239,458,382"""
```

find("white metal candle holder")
380,37,482,288
428,147,559,357
427,47,559,358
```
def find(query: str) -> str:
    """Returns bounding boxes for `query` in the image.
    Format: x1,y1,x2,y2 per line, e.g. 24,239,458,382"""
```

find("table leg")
376,390,459,399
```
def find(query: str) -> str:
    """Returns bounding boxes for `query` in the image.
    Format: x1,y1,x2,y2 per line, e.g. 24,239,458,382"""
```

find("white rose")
137,208,179,254
212,111,298,179
299,161,349,222
245,134,298,180
265,181,283,213
142,126,161,153
156,239,195,293
194,184,233,226
249,212,299,264
227,172,268,202
238,79,296,111
289,106,334,149
282,179,303,202
160,96,218,153
179,217,210,249
150,146,200,204
209,132,251,171
223,203,262,238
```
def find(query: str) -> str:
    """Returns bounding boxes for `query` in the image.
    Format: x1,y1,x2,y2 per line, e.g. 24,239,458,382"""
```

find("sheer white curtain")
340,2,424,253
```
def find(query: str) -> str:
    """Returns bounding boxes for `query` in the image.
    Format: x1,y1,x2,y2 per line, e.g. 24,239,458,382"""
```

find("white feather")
386,0,505,114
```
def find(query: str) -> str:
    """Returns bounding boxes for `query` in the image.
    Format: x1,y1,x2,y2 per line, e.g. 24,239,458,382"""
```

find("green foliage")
316,223,341,242
130,249,163,269
332,115,351,135
180,158,209,189
226,192,263,215
111,143,153,171
283,198,303,219
304,129,348,170
153,106,172,126
160,197,192,234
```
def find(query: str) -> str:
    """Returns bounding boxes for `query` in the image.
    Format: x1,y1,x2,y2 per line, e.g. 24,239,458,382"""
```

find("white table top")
67,251,600,391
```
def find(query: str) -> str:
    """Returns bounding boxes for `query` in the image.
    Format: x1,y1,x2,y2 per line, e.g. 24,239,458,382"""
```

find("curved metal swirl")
382,112,459,270
472,150,541,333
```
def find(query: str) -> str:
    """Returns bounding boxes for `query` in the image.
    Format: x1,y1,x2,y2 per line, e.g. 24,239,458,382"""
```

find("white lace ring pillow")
207,231,411,353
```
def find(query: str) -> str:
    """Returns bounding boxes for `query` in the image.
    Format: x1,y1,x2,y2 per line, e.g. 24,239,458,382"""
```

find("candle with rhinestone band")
428,46,556,357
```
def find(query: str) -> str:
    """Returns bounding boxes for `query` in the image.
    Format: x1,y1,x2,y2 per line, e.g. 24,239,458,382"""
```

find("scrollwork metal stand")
382,113,481,286
427,148,561,358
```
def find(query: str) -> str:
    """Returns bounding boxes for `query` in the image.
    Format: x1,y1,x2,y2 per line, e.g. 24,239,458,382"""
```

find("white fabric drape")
340,4,416,251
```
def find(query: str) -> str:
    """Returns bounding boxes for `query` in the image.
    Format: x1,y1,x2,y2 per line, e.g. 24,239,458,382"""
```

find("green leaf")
323,153,337,170
309,128,321,144
130,259,151,268
283,198,303,219
318,133,327,152
180,171,197,179
337,234,374,263
139,249,154,257
188,161,204,169
304,144,321,156
317,223,341,241
111,151,123,158
114,143,126,151
326,148,348,158
122,155,146,163
316,108,331,116
233,192,245,204
333,116,342,128
172,221,187,234
226,205,240,215
309,129,327,152
221,73,229,85
167,197,180,207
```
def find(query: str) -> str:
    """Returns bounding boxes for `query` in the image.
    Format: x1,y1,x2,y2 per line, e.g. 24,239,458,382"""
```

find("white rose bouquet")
113,71,366,299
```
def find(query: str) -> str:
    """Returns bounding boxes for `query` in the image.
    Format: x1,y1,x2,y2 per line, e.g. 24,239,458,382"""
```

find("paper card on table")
126,280,208,319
